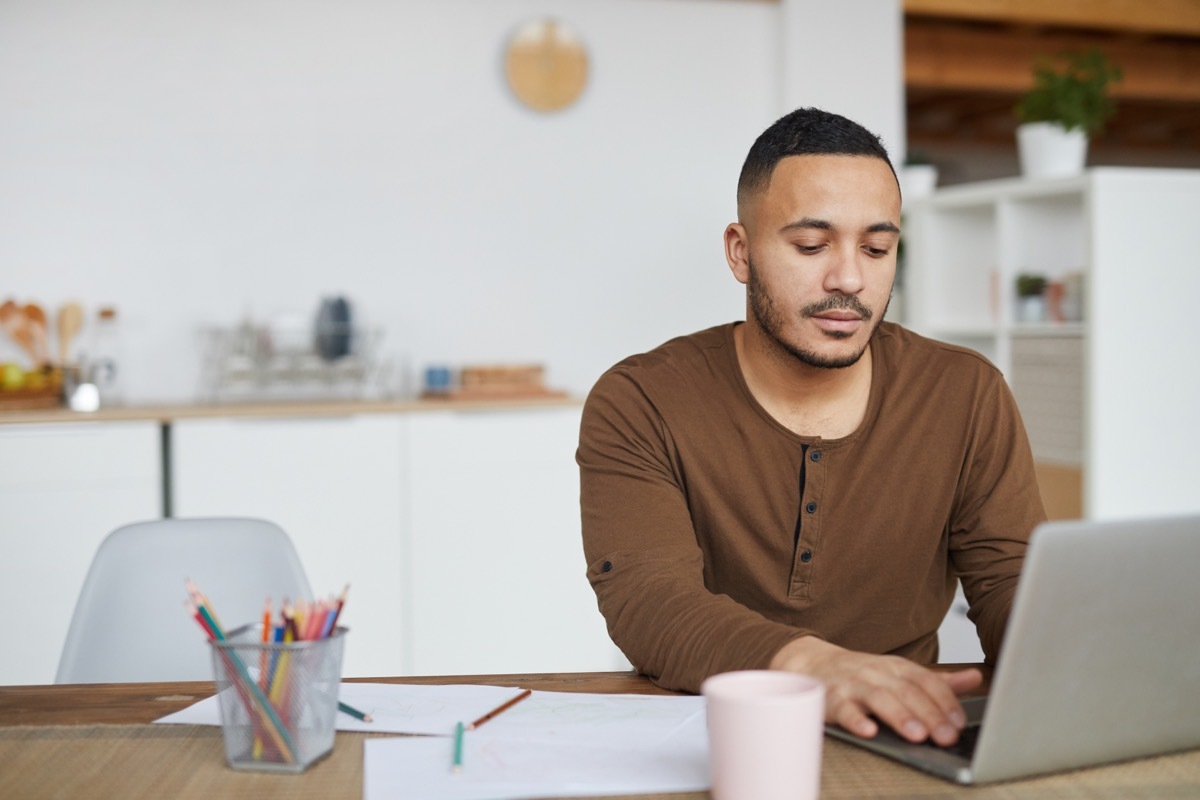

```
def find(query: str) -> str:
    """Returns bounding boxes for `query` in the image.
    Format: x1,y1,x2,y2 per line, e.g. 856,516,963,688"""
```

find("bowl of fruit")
0,298,66,410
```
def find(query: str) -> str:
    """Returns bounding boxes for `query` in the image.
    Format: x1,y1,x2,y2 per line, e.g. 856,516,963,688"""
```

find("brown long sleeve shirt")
578,322,1045,693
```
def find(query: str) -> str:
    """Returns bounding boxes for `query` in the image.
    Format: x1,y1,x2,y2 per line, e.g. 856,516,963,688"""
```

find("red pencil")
467,689,532,730
186,579,223,632
187,601,217,640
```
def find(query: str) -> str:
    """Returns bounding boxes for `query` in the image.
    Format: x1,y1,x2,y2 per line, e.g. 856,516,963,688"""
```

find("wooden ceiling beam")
727,0,1200,154
904,0,1200,37
906,19,1200,103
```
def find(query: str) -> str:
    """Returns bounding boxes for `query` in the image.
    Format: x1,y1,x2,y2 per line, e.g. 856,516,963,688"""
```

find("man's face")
733,155,901,370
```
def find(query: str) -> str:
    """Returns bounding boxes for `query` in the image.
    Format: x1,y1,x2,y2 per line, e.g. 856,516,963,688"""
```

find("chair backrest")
56,517,312,684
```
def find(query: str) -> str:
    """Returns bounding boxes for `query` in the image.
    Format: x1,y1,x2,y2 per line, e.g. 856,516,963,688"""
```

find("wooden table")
2,671,1198,799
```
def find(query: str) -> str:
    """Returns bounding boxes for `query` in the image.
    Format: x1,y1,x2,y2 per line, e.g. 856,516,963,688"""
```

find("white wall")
780,0,905,162
0,0,902,403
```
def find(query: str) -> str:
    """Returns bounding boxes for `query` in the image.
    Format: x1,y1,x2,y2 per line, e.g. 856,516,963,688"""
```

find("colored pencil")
466,688,532,730
253,597,271,759
338,701,373,722
195,604,224,645
303,600,322,641
186,579,224,631
451,721,465,772
186,601,217,639
327,584,350,630
187,597,297,762
186,582,297,762
311,598,336,640
258,597,271,687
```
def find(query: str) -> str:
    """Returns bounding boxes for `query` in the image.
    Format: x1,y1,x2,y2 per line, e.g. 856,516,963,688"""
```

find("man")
577,107,1044,748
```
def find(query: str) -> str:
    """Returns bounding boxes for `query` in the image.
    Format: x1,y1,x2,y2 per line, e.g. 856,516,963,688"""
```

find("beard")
746,256,890,370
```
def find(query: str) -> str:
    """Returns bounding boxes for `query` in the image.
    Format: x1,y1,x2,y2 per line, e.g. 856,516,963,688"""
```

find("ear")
724,223,751,286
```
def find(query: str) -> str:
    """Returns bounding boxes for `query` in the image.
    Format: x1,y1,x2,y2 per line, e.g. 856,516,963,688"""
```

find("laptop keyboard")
940,724,981,760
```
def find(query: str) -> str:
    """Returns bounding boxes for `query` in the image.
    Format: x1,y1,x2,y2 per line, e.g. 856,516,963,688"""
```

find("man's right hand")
768,636,982,747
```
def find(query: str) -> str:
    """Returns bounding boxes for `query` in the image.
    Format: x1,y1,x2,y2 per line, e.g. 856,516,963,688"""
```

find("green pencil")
452,721,465,773
338,701,373,722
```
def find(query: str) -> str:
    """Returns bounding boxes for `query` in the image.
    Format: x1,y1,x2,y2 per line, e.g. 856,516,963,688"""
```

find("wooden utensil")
57,301,84,365
22,303,51,366
0,299,39,365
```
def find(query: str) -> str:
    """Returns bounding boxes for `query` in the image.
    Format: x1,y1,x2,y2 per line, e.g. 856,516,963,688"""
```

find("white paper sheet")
478,691,706,747
362,691,709,800
152,682,530,735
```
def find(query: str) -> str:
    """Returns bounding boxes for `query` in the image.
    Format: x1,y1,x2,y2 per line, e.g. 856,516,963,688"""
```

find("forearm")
768,634,834,673
588,546,809,692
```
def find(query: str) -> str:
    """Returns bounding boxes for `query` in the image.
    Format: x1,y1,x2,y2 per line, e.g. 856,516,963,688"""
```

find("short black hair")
737,107,897,209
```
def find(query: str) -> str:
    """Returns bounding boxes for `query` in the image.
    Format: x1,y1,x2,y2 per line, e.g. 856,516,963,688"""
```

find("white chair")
56,517,312,684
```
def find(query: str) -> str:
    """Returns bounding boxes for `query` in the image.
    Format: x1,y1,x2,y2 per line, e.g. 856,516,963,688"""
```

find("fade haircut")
736,107,898,213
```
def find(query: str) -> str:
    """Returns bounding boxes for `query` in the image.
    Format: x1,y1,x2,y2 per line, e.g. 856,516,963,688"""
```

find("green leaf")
1015,49,1123,135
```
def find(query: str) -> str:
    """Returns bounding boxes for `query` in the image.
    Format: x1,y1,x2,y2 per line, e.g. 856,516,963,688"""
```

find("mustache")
800,295,873,320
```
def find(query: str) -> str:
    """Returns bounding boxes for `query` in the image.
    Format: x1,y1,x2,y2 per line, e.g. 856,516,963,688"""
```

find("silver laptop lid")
971,514,1200,783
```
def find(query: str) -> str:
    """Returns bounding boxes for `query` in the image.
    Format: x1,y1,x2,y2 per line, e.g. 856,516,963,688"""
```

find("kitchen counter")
0,394,582,426
1,394,607,684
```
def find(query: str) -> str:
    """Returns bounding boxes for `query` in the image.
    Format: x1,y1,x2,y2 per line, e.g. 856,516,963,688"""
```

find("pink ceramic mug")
701,670,826,800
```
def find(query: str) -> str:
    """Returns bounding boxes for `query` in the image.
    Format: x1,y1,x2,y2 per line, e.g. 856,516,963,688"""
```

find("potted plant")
1015,273,1048,323
900,150,938,200
1014,49,1123,178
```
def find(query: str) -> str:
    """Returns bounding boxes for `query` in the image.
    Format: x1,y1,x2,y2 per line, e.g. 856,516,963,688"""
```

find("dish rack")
198,323,385,402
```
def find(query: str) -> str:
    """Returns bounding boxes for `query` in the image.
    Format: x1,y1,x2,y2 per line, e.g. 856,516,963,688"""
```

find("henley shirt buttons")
800,549,813,563
810,450,822,462
602,561,613,573
805,501,818,514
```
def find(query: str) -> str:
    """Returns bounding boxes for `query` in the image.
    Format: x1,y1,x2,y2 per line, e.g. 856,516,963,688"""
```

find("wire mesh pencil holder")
209,624,347,772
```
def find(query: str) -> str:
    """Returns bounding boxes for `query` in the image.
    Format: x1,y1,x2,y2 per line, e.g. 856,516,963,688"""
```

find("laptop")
825,513,1200,784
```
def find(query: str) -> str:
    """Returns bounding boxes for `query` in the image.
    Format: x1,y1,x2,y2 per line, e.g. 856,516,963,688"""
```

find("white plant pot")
1017,122,1088,179
900,164,938,200
1016,295,1046,324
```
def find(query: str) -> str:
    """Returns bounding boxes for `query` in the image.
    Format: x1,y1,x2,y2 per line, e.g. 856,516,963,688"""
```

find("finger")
829,697,879,739
906,671,976,744
851,664,966,746
831,659,953,744
939,667,984,696
923,668,983,729
856,685,939,744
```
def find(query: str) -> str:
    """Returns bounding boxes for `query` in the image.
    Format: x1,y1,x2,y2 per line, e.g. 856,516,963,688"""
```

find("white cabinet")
170,405,624,679
906,168,1200,520
405,406,626,675
172,414,407,678
3,403,625,685
0,422,161,685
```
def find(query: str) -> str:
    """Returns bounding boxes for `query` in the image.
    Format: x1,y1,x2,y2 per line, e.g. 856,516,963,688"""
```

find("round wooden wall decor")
504,18,589,112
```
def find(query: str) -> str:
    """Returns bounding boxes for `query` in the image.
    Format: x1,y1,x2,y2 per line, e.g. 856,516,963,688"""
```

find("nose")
822,243,866,295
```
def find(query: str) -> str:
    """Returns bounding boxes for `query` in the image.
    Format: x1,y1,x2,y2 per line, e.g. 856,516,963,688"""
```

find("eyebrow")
780,217,900,235
781,217,832,232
